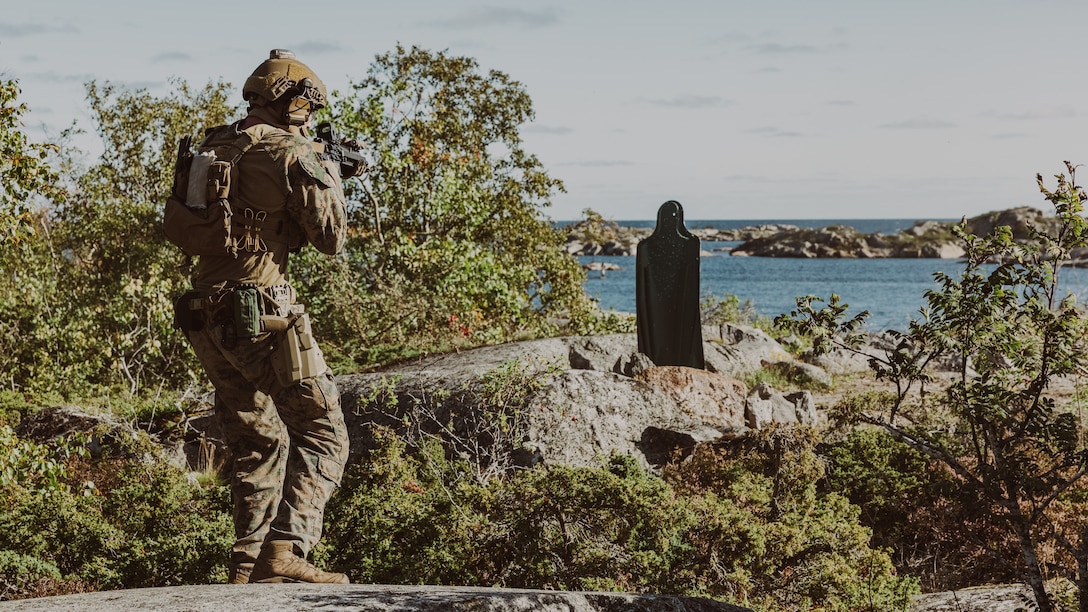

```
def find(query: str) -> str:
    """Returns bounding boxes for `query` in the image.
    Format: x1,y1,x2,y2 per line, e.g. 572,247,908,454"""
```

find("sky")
3,0,1087,221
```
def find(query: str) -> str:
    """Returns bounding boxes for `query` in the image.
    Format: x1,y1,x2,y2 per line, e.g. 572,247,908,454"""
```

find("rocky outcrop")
964,206,1058,241
730,222,965,259
0,572,1045,612
910,584,1037,611
333,326,820,472
13,325,823,474
563,220,795,257
0,583,753,611
564,207,1060,260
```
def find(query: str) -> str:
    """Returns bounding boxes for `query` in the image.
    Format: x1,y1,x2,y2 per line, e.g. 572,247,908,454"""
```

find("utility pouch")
271,312,328,386
206,159,233,201
232,286,262,338
186,151,215,210
172,290,205,332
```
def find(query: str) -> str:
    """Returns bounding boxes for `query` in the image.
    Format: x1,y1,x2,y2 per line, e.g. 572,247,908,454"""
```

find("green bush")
322,426,917,611
777,164,1088,611
0,431,231,597
823,425,1017,592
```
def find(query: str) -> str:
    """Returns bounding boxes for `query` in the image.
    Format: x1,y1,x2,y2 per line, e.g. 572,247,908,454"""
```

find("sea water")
573,219,1088,331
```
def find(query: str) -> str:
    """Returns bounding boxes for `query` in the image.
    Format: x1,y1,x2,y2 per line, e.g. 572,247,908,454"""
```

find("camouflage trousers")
185,302,348,569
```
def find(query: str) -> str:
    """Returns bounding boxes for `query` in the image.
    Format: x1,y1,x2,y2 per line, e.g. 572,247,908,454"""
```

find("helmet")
243,49,327,125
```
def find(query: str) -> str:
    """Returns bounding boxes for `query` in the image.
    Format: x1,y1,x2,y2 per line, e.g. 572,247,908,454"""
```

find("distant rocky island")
565,206,1073,261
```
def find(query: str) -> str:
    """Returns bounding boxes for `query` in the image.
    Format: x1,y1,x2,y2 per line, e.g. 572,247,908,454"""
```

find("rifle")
313,122,371,179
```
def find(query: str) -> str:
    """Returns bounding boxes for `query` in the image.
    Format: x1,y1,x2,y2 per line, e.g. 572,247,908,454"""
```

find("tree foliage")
777,162,1088,611
0,79,238,397
0,79,64,244
303,44,596,365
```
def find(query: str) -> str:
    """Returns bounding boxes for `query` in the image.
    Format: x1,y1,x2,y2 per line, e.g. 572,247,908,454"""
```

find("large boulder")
521,368,737,469
335,329,825,472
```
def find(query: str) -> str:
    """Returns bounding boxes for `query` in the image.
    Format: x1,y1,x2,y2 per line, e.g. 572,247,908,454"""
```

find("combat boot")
228,563,252,584
249,540,349,584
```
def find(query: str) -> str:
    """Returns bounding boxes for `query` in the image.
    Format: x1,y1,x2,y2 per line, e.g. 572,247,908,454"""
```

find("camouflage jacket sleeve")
285,140,348,255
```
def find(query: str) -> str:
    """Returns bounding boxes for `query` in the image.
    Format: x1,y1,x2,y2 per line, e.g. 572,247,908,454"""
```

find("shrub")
0,430,231,597
323,426,917,611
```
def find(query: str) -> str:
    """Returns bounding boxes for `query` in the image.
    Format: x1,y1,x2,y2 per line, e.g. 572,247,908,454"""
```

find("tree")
0,79,69,395
55,79,239,395
0,78,64,244
777,162,1088,611
0,79,239,397
310,45,595,363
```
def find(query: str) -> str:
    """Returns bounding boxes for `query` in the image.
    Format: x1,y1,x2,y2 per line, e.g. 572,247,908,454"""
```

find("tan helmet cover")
243,49,327,109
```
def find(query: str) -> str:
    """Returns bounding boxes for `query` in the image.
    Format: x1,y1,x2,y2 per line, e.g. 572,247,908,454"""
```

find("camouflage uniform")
181,119,349,577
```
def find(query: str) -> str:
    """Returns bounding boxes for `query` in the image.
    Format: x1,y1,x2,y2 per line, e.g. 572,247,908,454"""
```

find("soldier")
168,49,361,584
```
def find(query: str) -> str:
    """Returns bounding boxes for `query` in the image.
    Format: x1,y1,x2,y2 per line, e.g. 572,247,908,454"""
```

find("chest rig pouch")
164,127,260,258
165,125,301,257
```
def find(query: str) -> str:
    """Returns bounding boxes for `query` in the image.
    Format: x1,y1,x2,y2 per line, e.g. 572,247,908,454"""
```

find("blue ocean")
574,219,1088,331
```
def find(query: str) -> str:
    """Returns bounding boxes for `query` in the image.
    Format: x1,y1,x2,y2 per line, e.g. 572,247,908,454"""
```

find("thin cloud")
152,52,192,63
711,32,752,44
880,117,957,129
745,126,804,138
642,95,730,109
293,41,348,55
0,23,78,37
723,174,774,183
22,71,93,84
986,107,1077,121
827,99,855,106
746,41,847,55
425,7,560,29
723,173,838,184
557,160,633,167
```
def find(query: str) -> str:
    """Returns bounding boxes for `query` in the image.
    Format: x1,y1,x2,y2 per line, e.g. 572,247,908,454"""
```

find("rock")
568,335,640,372
726,207,1057,259
13,405,185,467
524,369,729,469
328,330,822,472
612,352,655,377
702,323,794,378
583,261,622,272
910,584,1037,611
744,383,819,429
761,359,833,387
635,366,749,436
966,206,1057,241
803,342,882,375
0,583,753,611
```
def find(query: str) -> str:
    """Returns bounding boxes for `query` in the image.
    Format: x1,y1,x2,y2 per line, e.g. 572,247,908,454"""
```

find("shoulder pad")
198,122,242,150
259,129,333,188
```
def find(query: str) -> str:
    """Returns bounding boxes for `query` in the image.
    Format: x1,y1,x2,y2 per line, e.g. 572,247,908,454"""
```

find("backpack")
163,127,261,257
168,124,313,259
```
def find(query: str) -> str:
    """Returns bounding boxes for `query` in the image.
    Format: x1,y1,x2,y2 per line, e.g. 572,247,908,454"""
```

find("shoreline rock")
563,206,1062,260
